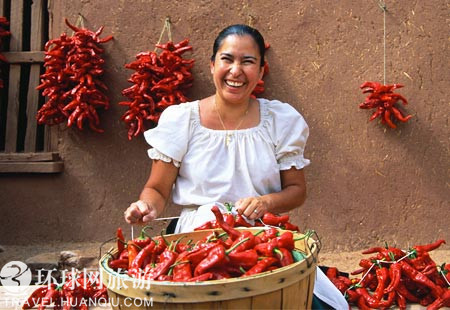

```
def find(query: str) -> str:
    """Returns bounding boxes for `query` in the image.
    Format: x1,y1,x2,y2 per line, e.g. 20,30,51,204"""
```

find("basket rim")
99,228,319,303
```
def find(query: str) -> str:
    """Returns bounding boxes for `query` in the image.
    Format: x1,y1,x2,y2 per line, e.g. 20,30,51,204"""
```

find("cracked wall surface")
0,1,448,251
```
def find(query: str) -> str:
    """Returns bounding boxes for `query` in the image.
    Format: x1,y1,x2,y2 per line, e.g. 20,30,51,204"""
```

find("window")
0,0,63,173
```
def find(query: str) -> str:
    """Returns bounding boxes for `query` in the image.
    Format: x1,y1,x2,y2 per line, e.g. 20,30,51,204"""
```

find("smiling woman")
123,24,348,309
124,24,310,226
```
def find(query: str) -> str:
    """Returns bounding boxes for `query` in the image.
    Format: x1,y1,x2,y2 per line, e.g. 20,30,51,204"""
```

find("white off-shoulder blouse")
143,98,310,206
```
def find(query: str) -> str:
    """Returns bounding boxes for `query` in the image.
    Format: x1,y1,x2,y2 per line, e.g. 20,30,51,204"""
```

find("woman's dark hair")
211,24,266,66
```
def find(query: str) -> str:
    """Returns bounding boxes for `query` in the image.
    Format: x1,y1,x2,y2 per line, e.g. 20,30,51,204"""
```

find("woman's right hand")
124,200,158,224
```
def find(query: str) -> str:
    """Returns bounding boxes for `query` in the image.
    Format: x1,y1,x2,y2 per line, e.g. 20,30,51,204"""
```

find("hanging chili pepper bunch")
327,239,449,310
359,81,412,129
193,202,300,232
109,206,310,282
36,18,113,132
119,39,194,140
251,42,270,99
22,271,107,310
0,16,11,89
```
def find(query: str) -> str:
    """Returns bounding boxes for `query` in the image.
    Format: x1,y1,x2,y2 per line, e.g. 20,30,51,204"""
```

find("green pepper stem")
254,229,266,236
274,248,283,260
225,237,250,255
224,202,233,212
160,229,169,246
217,232,228,239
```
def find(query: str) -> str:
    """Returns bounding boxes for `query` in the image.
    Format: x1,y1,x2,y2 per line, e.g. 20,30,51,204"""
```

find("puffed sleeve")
268,100,310,170
143,103,192,166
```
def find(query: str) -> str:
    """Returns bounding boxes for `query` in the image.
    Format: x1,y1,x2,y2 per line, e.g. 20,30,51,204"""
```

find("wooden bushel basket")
99,228,321,310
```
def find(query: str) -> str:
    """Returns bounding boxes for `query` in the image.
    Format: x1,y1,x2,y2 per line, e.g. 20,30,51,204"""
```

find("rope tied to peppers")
344,248,416,299
377,0,387,84
71,13,85,36
154,17,172,53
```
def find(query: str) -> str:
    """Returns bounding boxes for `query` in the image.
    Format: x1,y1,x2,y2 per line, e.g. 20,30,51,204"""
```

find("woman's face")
210,34,264,104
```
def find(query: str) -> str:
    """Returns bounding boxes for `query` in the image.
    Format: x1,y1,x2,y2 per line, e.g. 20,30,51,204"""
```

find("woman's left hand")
235,197,270,220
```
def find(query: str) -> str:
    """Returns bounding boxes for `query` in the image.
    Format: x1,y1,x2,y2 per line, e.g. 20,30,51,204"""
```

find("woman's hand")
124,200,158,224
235,197,270,220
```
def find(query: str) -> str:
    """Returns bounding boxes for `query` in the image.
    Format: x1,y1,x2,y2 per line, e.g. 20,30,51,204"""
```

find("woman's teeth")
226,80,244,87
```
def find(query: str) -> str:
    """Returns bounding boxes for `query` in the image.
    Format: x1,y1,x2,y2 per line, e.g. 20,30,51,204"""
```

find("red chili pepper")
22,286,48,309
395,291,407,310
355,287,382,308
326,267,339,279
228,231,255,254
356,295,372,310
185,242,217,267
244,257,278,277
132,227,152,248
194,221,212,231
272,231,295,251
153,233,168,254
254,241,276,257
384,262,402,294
274,248,294,267
210,205,241,240
396,280,420,302
209,268,231,280
427,289,450,310
330,278,348,294
413,239,446,254
172,259,192,282
373,266,389,300
282,222,300,231
37,284,60,310
108,258,129,270
144,248,178,280
359,81,411,128
262,212,290,226
359,272,376,289
420,293,434,306
228,249,258,270
194,237,250,276
345,289,359,303
400,260,444,298
130,241,156,271
186,272,213,282
261,227,279,242
127,241,139,270
234,214,251,227
223,213,235,227
409,251,436,272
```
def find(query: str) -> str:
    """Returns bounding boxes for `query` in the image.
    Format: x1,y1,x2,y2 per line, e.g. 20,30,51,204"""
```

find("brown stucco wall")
1,1,448,252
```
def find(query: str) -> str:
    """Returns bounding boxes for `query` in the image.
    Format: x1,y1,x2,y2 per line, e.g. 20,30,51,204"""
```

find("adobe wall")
1,1,448,252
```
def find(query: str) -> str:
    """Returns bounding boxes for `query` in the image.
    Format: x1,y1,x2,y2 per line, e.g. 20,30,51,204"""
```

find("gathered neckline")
192,98,268,135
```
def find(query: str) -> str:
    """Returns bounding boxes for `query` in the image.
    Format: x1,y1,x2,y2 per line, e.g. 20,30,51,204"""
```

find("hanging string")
154,17,172,52
70,13,85,36
377,1,387,84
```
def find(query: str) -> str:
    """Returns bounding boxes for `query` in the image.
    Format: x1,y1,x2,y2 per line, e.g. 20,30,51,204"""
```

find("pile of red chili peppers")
359,81,412,129
36,18,113,132
327,240,449,309
193,202,301,232
0,16,10,89
22,271,107,310
109,206,308,282
119,39,194,140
